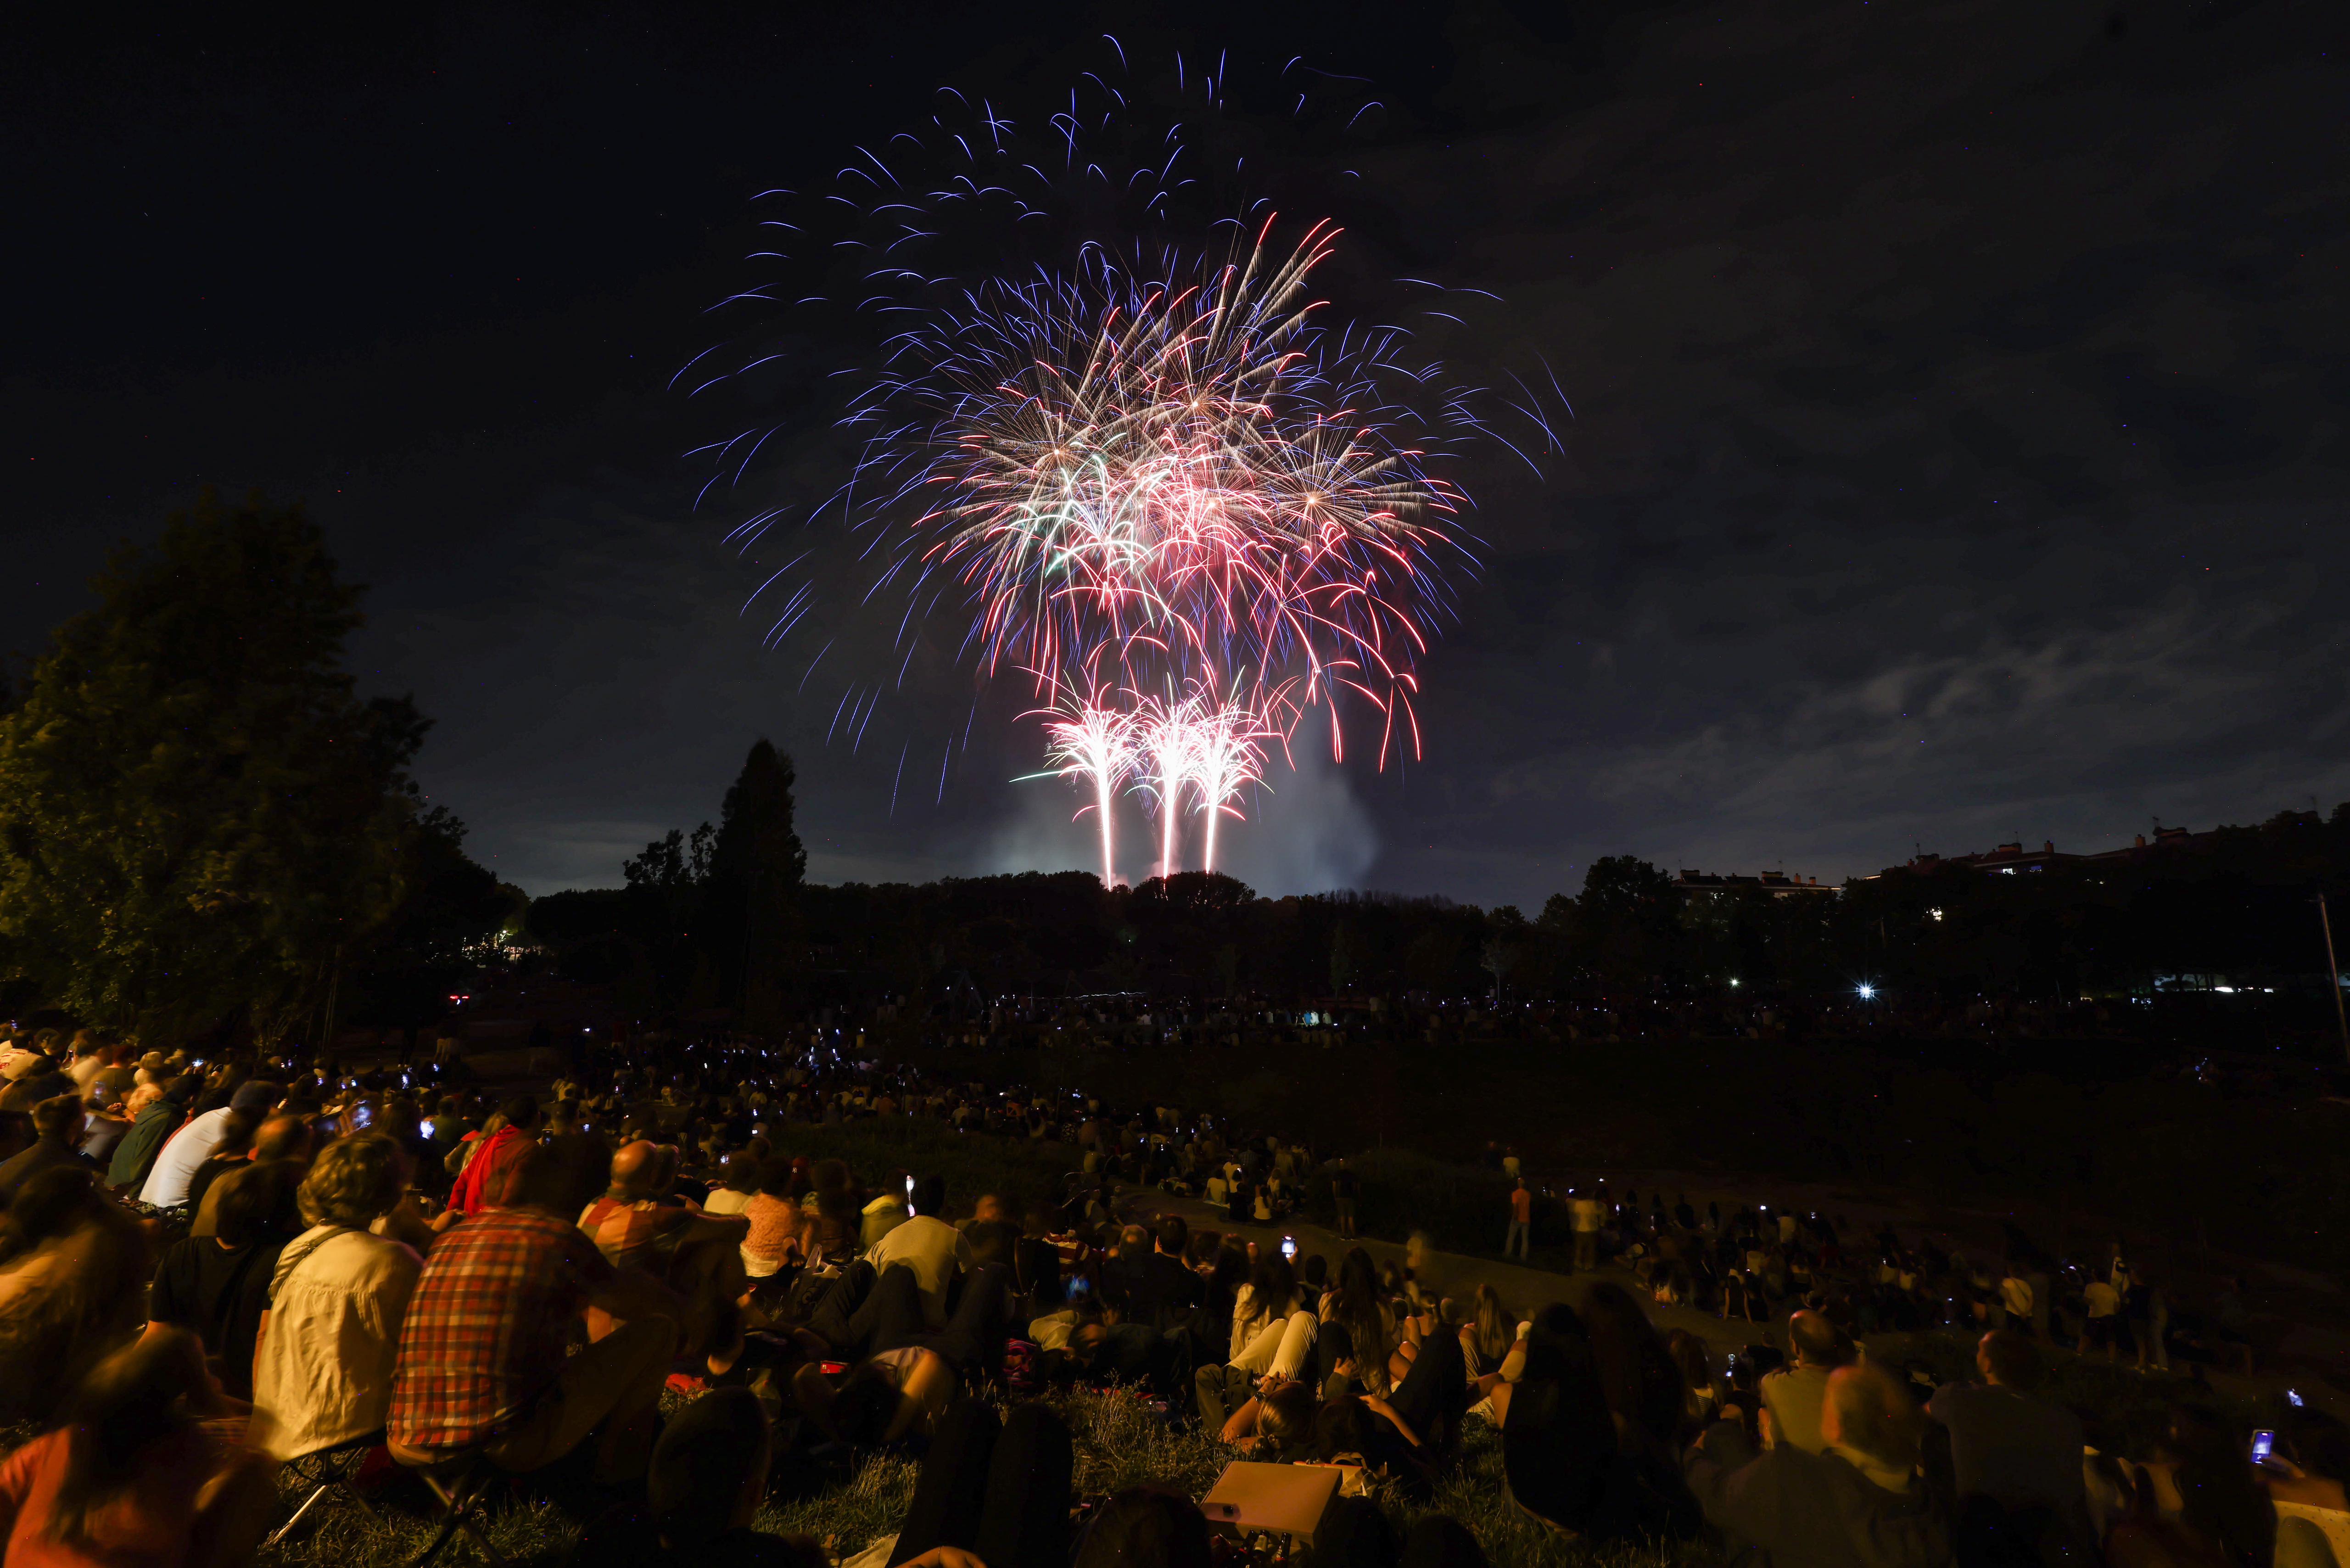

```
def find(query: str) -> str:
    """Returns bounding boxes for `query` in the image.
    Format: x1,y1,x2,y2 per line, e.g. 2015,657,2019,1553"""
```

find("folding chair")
263,1430,383,1548
398,1450,511,1568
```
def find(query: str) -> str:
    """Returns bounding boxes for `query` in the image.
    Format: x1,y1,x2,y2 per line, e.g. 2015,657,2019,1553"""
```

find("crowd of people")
0,1018,2340,1568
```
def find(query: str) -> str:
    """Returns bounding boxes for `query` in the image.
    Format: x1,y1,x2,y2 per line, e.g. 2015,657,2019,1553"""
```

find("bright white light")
1928,907,1944,922
1729,978,1741,988
1857,983,1877,1000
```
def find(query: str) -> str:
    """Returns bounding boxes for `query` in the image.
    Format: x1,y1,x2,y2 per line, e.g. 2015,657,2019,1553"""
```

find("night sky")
9,0,2344,910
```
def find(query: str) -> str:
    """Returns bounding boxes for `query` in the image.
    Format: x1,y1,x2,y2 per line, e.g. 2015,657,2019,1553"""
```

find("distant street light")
1857,983,1877,1001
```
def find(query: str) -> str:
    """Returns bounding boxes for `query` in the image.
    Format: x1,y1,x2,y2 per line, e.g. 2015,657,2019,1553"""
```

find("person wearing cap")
138,1080,282,1208
106,1074,199,1193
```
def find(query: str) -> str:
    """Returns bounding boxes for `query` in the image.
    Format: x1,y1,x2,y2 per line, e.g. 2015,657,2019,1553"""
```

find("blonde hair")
297,1131,408,1229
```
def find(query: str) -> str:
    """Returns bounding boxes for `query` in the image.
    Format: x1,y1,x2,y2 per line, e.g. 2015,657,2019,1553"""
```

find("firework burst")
692,50,1558,883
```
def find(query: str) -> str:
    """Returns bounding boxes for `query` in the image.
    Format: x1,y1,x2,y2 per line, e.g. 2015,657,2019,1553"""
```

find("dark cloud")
6,0,2343,906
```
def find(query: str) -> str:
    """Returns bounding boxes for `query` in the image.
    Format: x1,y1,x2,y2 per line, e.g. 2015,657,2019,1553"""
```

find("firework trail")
1177,681,1286,877
1037,693,1141,888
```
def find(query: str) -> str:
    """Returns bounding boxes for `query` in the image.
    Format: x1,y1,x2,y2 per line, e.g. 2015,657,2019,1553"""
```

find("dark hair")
719,1152,761,1194
1978,1329,2046,1392
1156,1213,1189,1254
31,1093,82,1139
498,1145,575,1213
1316,1397,1370,1459
1074,1488,1213,1568
912,1174,946,1217
756,1153,796,1195
1579,1281,1682,1450
497,1094,542,1130
50,1330,207,1546
1298,1252,1330,1294
648,1386,771,1546
1245,1254,1298,1322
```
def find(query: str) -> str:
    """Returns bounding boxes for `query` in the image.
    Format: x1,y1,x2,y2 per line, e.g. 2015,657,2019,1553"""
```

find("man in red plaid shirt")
389,1147,680,1484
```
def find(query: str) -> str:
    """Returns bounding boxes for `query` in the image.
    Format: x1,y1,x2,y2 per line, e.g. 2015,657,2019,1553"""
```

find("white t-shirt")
139,1105,235,1207
703,1187,755,1216
1570,1197,1604,1234
864,1214,975,1329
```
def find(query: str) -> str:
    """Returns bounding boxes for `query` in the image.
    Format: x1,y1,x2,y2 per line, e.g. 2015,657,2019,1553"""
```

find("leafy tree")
0,494,428,1042
346,806,517,1033
1567,856,1685,989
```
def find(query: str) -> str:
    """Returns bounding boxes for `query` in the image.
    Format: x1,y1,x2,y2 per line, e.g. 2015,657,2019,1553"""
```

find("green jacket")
106,1098,185,1190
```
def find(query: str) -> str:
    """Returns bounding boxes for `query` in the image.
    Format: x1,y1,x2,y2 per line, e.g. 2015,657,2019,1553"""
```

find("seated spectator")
1580,1281,1698,1515
1759,1309,1851,1455
105,1074,198,1193
704,1152,760,1216
443,1094,542,1218
145,1151,303,1400
188,1114,310,1240
797,1260,1014,1444
580,1139,750,1368
540,1098,613,1218
2106,1408,2276,1568
862,1185,910,1250
1686,1363,1947,1568
1925,1329,2088,1551
806,1159,862,1260
1113,1214,1204,1336
0,1168,153,1425
76,1089,131,1168
177,1109,257,1218
0,1328,278,1568
579,1141,736,1266
1220,1377,1321,1460
0,1049,73,1116
1196,1254,1317,1429
139,1080,280,1209
0,1094,94,1204
864,1174,975,1330
389,1146,683,1486
248,1131,422,1460
575,1387,826,1568
959,1191,1025,1277
1460,1283,1516,1380
743,1154,808,1280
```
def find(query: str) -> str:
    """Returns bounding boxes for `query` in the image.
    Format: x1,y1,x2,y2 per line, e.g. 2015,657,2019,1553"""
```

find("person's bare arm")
1360,1395,1421,1449
887,1351,955,1441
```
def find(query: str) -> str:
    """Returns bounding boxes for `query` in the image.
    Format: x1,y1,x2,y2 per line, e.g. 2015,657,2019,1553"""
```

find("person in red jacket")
0,1327,276,1568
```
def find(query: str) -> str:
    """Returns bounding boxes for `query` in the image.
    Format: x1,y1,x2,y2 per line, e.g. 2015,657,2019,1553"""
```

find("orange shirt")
0,1428,213,1568
1511,1188,1532,1223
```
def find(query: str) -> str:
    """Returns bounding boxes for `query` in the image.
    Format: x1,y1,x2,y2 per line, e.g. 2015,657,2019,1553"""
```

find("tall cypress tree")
699,739,806,1022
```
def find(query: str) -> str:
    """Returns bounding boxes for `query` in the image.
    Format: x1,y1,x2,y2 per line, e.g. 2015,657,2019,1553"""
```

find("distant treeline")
529,787,2350,1019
